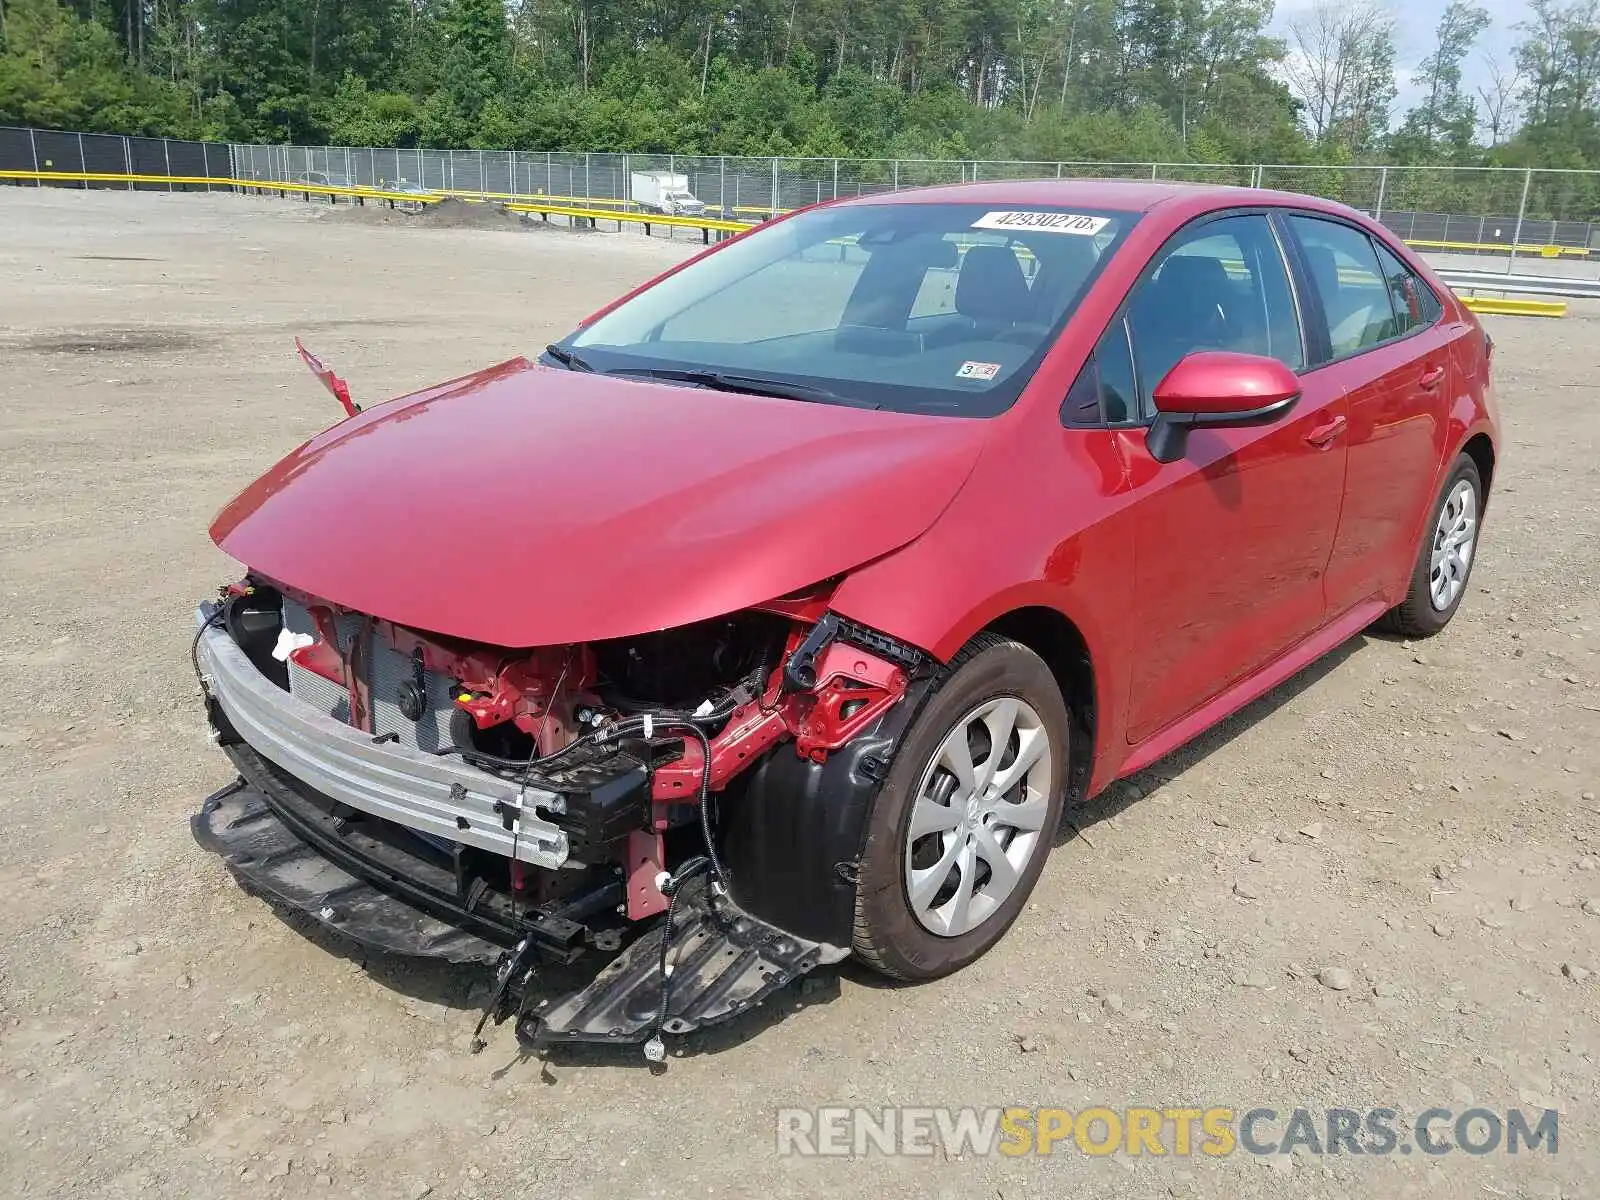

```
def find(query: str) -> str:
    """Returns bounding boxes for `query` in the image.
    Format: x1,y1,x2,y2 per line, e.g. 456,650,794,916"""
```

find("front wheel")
1380,453,1484,638
851,634,1069,981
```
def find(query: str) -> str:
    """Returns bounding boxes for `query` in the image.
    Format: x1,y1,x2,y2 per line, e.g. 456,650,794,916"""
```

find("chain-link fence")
220,144,1600,259
7,125,1600,274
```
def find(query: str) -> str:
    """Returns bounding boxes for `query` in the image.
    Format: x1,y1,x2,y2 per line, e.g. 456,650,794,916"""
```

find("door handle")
1304,414,1347,449
1418,364,1446,391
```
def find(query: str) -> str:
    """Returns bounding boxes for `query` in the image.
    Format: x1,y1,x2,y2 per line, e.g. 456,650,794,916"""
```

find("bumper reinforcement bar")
195,602,570,869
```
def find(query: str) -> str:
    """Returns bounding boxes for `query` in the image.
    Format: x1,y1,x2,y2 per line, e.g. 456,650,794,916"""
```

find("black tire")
852,633,1070,981
1379,453,1484,638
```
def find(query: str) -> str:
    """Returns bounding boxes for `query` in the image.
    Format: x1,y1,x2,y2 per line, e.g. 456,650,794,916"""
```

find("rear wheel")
1381,453,1483,637
852,634,1069,981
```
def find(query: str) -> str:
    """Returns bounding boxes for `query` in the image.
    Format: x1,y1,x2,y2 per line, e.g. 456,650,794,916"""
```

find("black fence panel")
81,131,130,187
1379,209,1597,250
29,129,88,185
128,134,172,189
0,126,236,190
205,142,233,183
0,126,36,180
165,135,215,191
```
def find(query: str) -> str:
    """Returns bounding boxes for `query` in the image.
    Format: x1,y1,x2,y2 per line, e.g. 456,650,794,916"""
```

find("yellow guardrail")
0,168,766,233
1,169,771,232
431,186,777,216
1458,296,1567,317
1404,236,1589,258
0,167,444,204
505,198,750,234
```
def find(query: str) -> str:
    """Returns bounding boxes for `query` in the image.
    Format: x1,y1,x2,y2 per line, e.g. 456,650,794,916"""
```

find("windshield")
561,202,1136,416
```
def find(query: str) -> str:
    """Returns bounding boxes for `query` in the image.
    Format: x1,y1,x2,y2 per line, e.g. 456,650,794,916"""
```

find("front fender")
718,676,936,946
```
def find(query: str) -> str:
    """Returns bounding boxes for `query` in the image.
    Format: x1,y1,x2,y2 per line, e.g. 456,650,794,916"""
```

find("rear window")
565,202,1137,416
1288,215,1398,358
1373,241,1444,336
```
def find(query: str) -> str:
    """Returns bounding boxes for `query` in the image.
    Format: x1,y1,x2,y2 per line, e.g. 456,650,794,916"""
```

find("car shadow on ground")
250,630,1377,1069
1050,632,1369,851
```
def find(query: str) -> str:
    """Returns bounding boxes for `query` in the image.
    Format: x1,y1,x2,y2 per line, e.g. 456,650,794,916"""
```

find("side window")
1125,214,1302,410
1288,216,1394,359
1373,241,1444,336
1061,319,1138,427
1098,319,1137,423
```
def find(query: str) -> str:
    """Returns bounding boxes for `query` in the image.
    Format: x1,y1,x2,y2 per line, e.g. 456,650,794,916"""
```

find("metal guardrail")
505,197,749,234
1434,267,1600,300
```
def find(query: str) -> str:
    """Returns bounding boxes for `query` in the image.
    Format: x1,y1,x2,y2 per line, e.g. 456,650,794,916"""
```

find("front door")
1122,212,1349,744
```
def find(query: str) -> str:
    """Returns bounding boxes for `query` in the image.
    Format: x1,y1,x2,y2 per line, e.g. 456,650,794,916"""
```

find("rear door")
1121,212,1349,744
1281,215,1457,618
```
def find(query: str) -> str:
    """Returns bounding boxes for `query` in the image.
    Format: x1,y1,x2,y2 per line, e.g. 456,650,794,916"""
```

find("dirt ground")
0,187,1596,1200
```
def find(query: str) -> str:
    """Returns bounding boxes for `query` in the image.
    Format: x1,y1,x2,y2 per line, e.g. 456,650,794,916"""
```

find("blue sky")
1270,0,1529,117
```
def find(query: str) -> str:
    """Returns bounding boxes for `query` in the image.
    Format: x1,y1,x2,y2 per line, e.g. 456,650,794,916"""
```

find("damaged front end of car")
191,575,930,1056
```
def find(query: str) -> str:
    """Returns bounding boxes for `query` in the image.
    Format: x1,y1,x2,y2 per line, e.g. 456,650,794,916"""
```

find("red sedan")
193,180,1497,1052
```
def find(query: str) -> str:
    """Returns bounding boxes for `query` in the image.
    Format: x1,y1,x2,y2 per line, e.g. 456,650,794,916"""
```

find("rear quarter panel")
1402,281,1500,550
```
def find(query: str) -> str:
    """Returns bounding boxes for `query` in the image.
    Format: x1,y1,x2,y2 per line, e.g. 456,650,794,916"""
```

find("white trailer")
630,170,705,216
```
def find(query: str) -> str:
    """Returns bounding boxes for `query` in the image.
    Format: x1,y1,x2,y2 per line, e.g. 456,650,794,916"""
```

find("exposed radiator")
281,599,458,753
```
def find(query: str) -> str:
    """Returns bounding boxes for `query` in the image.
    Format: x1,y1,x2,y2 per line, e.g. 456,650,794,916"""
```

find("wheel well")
982,606,1096,804
1463,433,1495,500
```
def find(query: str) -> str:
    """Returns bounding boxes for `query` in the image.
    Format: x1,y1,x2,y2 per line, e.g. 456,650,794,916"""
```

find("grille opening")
280,599,456,753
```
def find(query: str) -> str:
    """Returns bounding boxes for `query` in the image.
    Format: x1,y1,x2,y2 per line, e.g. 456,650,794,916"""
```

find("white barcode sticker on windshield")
956,360,1001,381
971,211,1108,236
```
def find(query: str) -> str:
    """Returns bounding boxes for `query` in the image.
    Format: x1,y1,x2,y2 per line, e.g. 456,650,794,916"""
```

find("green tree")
0,0,194,133
1392,2,1492,160
15,0,1549,172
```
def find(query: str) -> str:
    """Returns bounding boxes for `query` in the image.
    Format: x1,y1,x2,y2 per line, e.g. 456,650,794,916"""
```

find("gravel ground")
0,188,1597,1200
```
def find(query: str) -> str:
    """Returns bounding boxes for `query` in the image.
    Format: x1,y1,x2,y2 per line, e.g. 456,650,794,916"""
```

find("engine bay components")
192,576,925,1056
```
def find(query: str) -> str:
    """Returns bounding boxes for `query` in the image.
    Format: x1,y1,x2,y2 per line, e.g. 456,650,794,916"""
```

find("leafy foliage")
0,0,1593,167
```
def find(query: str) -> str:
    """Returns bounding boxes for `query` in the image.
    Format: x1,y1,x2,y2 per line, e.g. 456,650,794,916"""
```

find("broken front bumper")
195,603,569,868
192,748,846,1046
193,767,508,964
192,603,849,1046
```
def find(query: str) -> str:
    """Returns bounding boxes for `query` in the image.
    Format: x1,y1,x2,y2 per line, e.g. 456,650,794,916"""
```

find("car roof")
837,178,1356,219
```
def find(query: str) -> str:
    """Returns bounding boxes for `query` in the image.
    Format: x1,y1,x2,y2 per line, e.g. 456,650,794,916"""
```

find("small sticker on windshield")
956,360,1002,381
971,211,1108,236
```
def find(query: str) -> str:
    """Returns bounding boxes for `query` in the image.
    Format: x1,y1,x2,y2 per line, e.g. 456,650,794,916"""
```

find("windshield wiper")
606,367,881,410
543,343,594,372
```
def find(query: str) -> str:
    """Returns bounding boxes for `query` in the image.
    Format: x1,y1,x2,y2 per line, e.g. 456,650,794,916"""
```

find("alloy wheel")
1429,478,1478,611
903,696,1054,938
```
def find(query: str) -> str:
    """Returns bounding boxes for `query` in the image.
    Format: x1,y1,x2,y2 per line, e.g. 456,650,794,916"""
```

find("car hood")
211,359,989,647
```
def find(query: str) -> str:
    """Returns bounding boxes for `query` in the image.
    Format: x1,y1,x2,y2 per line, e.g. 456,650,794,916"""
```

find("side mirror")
1146,351,1301,463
